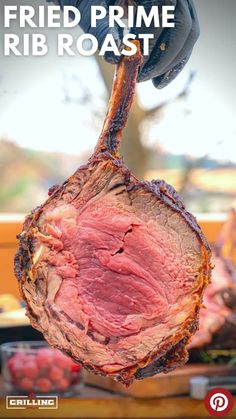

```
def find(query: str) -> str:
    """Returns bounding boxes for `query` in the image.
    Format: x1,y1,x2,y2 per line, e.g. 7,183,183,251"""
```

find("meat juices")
15,42,212,385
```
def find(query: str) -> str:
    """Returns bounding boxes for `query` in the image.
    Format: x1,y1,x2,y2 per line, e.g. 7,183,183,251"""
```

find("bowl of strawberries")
1,341,83,396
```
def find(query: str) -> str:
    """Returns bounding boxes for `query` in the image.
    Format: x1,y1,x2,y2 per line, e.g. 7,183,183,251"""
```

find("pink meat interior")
37,193,199,344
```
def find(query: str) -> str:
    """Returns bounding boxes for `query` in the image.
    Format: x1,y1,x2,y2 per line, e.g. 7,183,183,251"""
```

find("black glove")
133,0,200,88
49,0,199,89
48,0,122,63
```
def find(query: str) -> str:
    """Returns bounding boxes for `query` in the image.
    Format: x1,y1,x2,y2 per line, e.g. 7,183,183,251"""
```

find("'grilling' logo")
6,396,58,409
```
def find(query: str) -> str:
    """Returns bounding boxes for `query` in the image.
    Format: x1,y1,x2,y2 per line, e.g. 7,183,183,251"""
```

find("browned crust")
14,43,212,385
93,40,143,158
14,157,212,385
134,179,211,254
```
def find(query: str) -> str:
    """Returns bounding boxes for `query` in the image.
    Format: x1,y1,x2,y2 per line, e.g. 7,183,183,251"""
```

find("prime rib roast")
15,43,212,385
190,205,236,350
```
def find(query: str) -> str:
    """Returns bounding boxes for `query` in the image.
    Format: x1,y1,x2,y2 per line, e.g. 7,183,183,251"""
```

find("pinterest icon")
204,388,234,416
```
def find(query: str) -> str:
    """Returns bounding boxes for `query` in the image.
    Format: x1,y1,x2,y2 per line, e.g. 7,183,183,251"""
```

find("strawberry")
56,378,69,391
36,348,54,369
11,360,24,379
19,377,34,392
71,363,81,373
23,362,39,379
53,351,74,370
48,366,64,381
36,378,52,393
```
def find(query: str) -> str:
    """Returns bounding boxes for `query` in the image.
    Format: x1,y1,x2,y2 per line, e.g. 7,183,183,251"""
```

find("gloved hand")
49,0,200,89
132,0,200,88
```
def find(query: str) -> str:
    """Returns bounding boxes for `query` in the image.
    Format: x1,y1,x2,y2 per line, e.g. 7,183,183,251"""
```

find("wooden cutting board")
85,364,235,398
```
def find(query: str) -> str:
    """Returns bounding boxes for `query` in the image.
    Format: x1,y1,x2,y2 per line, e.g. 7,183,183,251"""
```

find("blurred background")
0,1,236,417
0,0,236,214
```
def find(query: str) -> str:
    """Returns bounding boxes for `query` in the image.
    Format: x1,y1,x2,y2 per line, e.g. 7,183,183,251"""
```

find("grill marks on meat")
15,42,211,385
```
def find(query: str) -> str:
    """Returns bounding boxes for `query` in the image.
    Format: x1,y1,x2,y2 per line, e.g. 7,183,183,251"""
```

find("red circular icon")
204,387,234,417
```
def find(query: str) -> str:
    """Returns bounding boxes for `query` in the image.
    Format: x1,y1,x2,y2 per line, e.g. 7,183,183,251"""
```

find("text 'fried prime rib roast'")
15,43,212,385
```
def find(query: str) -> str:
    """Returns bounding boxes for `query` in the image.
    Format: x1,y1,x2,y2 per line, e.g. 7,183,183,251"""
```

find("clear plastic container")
1,341,83,396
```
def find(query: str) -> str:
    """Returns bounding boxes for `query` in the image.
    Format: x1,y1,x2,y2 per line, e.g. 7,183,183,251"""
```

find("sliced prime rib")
190,206,236,350
15,43,212,385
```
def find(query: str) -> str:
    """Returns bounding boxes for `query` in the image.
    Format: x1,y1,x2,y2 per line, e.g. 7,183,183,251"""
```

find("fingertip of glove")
104,51,121,64
138,65,156,83
153,55,191,89
152,75,167,89
103,27,123,64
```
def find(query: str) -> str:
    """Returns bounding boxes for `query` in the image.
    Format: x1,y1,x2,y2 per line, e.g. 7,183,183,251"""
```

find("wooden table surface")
0,385,236,419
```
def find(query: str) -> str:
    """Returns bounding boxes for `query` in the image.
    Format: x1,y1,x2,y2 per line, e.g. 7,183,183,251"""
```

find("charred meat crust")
94,42,143,157
135,336,190,380
129,179,210,254
15,156,211,383
14,42,212,385
15,155,211,286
